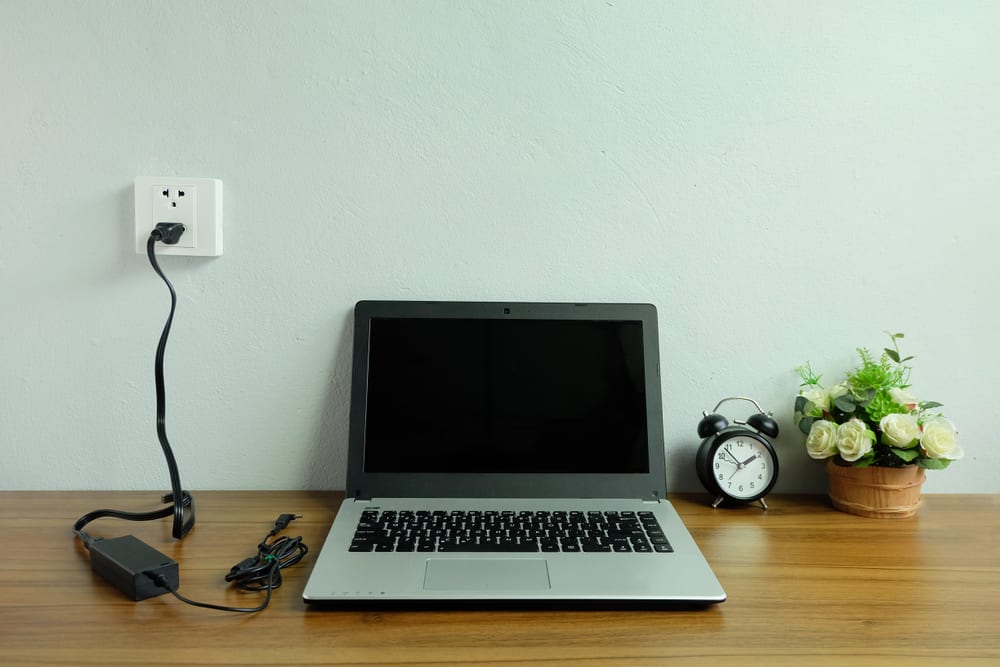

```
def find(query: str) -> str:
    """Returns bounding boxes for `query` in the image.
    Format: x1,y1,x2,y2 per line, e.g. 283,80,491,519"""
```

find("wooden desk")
1,491,998,666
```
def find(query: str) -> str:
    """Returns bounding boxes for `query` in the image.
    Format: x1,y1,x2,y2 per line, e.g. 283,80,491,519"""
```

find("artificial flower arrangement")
794,332,962,468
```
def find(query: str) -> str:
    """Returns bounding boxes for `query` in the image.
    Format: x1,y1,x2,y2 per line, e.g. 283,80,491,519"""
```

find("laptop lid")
345,301,667,501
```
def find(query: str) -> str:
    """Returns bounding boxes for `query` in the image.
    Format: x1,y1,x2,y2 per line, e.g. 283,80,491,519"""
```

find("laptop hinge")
352,492,661,503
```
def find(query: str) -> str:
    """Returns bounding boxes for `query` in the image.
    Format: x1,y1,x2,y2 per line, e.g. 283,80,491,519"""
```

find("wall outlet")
135,177,223,256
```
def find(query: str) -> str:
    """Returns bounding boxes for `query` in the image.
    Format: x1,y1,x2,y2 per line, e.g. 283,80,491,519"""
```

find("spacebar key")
438,541,539,552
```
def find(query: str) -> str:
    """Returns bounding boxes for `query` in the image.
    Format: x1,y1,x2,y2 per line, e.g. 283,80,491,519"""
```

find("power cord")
74,225,307,612
147,514,308,613
145,222,194,540
73,223,194,603
74,222,194,547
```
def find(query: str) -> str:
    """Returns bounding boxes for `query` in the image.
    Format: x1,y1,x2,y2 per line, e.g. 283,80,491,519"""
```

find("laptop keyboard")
349,509,673,554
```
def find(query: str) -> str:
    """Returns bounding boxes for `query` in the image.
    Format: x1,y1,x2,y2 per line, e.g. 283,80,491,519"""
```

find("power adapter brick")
88,535,179,601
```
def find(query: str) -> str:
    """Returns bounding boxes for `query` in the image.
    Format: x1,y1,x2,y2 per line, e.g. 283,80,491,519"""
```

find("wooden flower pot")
826,459,926,518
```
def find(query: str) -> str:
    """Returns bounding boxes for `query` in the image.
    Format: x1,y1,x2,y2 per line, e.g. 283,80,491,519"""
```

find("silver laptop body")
303,301,726,606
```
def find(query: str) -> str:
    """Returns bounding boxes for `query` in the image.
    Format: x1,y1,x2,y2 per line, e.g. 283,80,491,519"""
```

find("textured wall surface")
2,1,998,493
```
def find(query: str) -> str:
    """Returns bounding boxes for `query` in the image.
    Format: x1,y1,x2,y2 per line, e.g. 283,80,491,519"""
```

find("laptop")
303,300,726,606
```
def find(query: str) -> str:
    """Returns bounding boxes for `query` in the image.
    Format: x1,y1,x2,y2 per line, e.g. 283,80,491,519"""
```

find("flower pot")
825,459,926,518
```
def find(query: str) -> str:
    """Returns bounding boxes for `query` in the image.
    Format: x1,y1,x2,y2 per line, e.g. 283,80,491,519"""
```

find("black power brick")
89,535,178,601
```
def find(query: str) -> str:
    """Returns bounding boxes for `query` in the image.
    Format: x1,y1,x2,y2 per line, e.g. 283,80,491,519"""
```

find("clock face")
711,434,776,501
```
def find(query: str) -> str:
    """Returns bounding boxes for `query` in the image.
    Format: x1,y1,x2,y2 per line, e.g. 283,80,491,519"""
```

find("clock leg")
758,498,768,511
712,495,725,508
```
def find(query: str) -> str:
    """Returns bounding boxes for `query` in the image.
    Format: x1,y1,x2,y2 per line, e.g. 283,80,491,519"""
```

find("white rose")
801,386,830,413
836,419,875,462
880,413,921,449
805,420,839,459
921,417,963,460
889,387,918,410
828,383,850,401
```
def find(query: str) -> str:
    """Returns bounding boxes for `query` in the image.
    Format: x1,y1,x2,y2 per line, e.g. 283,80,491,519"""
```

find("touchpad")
424,559,551,591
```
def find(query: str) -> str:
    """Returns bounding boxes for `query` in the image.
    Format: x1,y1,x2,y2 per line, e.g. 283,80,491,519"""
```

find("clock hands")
723,449,761,480
720,447,741,466
722,448,759,468
722,448,745,480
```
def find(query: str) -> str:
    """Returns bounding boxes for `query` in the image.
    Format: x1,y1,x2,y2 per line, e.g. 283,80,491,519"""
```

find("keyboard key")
438,541,539,553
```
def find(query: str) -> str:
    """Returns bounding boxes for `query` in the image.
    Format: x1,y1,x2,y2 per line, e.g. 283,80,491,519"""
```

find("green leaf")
884,348,901,363
799,400,825,419
920,401,944,410
890,447,920,462
852,452,876,468
796,363,822,386
856,388,877,408
833,395,856,413
794,395,808,413
918,458,951,470
798,416,816,435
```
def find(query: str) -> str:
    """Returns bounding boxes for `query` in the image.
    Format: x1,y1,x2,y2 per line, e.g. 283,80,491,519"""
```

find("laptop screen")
345,301,667,500
363,317,649,475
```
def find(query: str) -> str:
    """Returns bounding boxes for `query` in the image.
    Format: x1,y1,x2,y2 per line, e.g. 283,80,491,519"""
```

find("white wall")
2,1,997,493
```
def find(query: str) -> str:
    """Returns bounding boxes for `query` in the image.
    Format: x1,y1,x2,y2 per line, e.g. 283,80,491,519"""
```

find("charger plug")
153,222,186,245
88,535,179,601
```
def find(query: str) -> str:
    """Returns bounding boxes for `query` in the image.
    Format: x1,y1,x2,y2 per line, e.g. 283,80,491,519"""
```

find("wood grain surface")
1,491,997,666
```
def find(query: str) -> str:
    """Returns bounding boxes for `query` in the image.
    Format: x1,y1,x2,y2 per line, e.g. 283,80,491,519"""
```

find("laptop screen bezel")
344,300,668,501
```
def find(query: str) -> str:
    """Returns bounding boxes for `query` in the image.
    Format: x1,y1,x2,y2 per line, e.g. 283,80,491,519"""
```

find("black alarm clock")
695,397,779,509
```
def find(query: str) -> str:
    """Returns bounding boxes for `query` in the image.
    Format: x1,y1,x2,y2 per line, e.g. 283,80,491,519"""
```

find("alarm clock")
695,397,779,509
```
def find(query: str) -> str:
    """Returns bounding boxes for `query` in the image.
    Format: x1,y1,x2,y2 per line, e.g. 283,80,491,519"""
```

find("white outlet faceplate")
135,176,223,256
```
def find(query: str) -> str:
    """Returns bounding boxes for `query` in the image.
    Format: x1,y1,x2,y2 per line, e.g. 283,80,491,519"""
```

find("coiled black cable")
147,514,308,613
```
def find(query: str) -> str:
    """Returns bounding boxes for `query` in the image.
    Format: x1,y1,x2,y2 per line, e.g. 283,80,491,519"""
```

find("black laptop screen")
362,317,650,474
